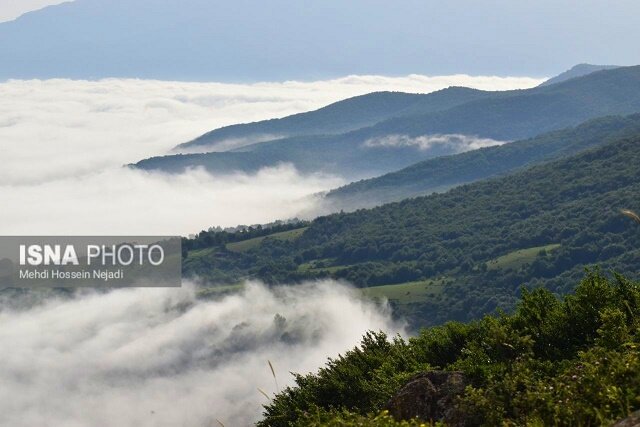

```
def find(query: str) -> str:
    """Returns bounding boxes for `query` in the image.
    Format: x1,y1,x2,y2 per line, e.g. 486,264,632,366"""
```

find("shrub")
259,271,640,426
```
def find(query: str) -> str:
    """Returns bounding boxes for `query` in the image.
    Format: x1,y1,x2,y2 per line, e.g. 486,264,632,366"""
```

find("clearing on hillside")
225,227,308,252
486,244,561,271
361,278,446,304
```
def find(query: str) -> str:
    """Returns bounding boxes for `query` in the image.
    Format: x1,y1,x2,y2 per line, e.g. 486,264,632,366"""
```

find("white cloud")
1,165,341,235
0,75,543,235
0,0,72,23
0,280,402,427
363,134,506,152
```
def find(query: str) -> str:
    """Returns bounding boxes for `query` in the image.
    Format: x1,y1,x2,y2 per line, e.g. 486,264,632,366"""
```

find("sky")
1,0,638,81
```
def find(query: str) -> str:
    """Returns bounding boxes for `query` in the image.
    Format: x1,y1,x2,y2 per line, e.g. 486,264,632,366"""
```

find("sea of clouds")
0,74,544,426
0,74,543,235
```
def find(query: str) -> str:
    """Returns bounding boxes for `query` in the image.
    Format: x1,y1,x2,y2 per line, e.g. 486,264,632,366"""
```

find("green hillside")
184,131,640,327
325,114,640,209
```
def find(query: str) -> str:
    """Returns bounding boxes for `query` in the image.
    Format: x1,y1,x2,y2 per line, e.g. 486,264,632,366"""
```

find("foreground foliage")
259,272,640,426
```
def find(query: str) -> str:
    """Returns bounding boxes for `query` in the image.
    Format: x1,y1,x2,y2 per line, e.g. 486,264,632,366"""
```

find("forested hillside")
185,132,640,327
325,114,640,210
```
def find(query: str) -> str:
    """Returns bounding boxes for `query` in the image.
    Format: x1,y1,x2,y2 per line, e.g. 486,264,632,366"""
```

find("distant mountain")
177,88,491,152
136,66,640,179
184,129,640,326
325,114,640,210
3,0,639,81
178,64,626,153
357,65,640,141
136,132,496,179
538,63,619,87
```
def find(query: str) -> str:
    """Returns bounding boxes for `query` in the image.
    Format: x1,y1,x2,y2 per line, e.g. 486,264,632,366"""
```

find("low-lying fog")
0,281,402,426
0,74,543,235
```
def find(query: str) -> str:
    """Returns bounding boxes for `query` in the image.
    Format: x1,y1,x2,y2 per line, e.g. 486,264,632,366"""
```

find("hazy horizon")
1,0,638,82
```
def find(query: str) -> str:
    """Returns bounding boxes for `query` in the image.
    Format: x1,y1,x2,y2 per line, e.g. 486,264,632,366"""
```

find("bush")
259,271,640,426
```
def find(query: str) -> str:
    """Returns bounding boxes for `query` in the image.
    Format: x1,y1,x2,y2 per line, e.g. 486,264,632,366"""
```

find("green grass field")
195,279,446,305
361,278,446,304
486,243,561,271
297,258,349,274
187,246,216,259
225,227,308,253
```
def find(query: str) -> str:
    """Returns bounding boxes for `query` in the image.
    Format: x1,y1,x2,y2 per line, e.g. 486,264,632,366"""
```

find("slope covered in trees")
184,131,640,326
325,114,640,210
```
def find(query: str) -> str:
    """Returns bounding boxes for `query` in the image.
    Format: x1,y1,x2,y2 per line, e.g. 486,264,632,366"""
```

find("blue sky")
1,0,639,81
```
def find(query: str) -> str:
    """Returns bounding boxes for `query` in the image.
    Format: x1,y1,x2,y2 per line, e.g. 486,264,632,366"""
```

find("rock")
384,371,468,425
612,410,640,427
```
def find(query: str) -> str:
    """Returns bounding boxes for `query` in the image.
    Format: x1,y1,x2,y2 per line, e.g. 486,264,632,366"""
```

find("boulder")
612,410,640,427
384,371,468,425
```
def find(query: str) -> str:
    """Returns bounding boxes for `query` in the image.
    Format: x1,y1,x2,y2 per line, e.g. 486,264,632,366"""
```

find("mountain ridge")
5,0,637,80
176,88,491,152
137,65,640,179
538,63,619,86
